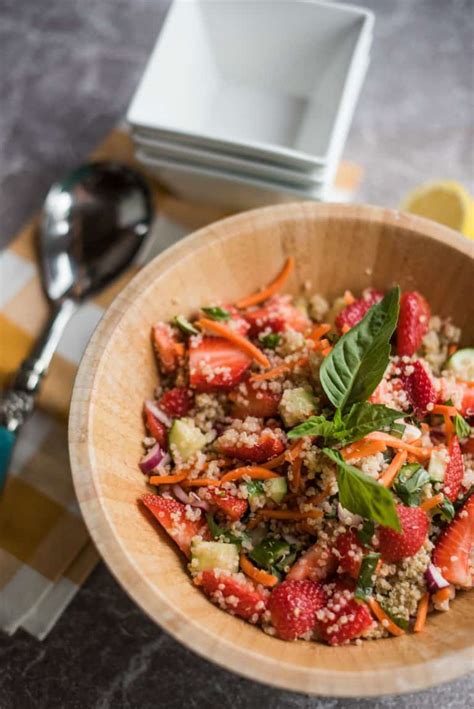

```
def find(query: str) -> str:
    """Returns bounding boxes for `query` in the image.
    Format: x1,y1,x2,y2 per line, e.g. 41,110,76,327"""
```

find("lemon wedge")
401,181,474,240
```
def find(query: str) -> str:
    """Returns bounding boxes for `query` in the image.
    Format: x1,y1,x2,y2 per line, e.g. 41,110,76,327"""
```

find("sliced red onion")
425,563,450,593
172,485,210,510
139,443,164,474
172,484,191,505
144,400,172,428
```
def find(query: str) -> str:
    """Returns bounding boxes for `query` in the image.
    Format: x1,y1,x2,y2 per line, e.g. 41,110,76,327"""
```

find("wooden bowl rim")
69,202,474,696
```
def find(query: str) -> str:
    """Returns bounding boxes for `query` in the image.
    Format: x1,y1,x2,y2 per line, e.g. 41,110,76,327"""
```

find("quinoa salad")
139,257,474,645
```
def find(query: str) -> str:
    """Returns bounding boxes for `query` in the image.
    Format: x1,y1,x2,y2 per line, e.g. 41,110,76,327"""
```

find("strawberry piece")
226,306,251,336
142,494,207,558
207,489,248,521
144,405,168,450
396,291,431,356
229,379,281,419
335,289,384,333
378,504,429,562
189,336,252,392
317,582,373,645
196,570,269,621
287,540,337,582
159,387,193,418
333,530,365,579
438,379,474,419
268,579,326,640
244,295,310,336
443,435,465,502
401,360,438,418
433,494,474,588
216,429,285,464
152,322,182,373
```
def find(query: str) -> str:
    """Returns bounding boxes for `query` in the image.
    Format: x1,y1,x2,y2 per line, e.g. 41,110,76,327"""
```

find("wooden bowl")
69,203,474,696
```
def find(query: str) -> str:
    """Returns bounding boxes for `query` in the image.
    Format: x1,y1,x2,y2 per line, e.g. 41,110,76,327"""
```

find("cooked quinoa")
139,260,474,646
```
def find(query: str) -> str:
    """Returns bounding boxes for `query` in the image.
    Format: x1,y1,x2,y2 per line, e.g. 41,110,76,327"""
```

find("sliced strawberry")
378,504,429,562
335,289,384,333
189,336,252,392
144,404,168,450
225,306,251,336
332,530,365,579
196,570,269,621
401,360,438,418
207,489,248,521
229,379,281,419
142,494,207,558
216,429,285,464
268,579,326,640
152,322,183,373
287,540,337,582
396,291,431,356
443,435,465,502
159,387,193,418
317,582,373,645
244,295,310,336
433,494,474,588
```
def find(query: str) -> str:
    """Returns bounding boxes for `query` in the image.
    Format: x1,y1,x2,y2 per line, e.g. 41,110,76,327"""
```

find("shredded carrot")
414,592,430,632
341,439,387,460
341,323,351,334
314,337,330,351
308,485,331,505
290,455,303,493
261,451,288,469
420,493,444,511
196,318,270,368
149,470,189,485
433,586,451,604
379,450,408,487
174,342,185,357
448,343,458,357
257,509,323,521
181,478,221,487
309,323,331,343
367,598,405,637
343,289,355,305
235,256,295,309
444,414,454,446
432,404,458,417
219,466,280,484
321,345,333,357
366,432,432,460
286,438,305,462
421,423,430,434
240,554,279,587
251,355,309,382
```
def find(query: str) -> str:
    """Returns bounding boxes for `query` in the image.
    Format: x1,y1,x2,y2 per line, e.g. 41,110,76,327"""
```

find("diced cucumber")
246,480,265,512
279,387,316,427
428,448,448,482
263,476,287,503
446,348,474,382
190,540,239,573
168,418,206,462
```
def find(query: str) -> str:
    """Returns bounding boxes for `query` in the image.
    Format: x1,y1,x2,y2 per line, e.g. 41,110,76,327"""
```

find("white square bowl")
127,0,373,168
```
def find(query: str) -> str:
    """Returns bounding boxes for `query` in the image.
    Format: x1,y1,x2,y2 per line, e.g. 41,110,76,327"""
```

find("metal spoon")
0,161,153,487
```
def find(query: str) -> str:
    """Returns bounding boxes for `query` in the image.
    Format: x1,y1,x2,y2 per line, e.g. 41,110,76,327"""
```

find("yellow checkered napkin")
0,130,362,639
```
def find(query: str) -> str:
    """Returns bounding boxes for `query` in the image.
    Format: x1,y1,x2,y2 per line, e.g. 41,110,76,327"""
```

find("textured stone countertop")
0,1,472,706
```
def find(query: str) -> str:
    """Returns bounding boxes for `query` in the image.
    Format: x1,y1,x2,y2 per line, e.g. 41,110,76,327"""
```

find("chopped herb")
393,464,430,507
173,314,198,335
258,332,281,349
355,553,381,601
206,514,248,546
201,306,231,321
249,538,292,571
246,480,265,497
454,413,471,439
433,496,455,522
380,604,410,631
357,519,375,546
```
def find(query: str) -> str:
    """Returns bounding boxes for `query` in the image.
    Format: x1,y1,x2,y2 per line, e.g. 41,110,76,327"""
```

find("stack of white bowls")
127,0,373,210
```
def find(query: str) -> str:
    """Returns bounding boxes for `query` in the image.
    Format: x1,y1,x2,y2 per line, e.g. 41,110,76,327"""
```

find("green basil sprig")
201,306,231,321
320,287,400,409
454,413,471,439
288,402,402,447
323,448,400,530
393,464,430,507
259,333,281,349
206,514,249,546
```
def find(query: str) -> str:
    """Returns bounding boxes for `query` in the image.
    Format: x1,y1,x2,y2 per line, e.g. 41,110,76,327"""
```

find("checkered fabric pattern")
0,130,361,639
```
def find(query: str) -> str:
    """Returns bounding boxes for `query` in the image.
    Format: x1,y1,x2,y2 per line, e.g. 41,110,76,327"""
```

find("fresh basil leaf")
333,402,403,446
355,553,381,601
454,414,471,439
320,287,400,409
323,448,401,530
393,464,430,507
201,306,231,321
433,496,455,522
249,538,291,570
173,314,199,335
357,520,375,546
288,415,337,440
206,514,248,546
258,332,281,349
